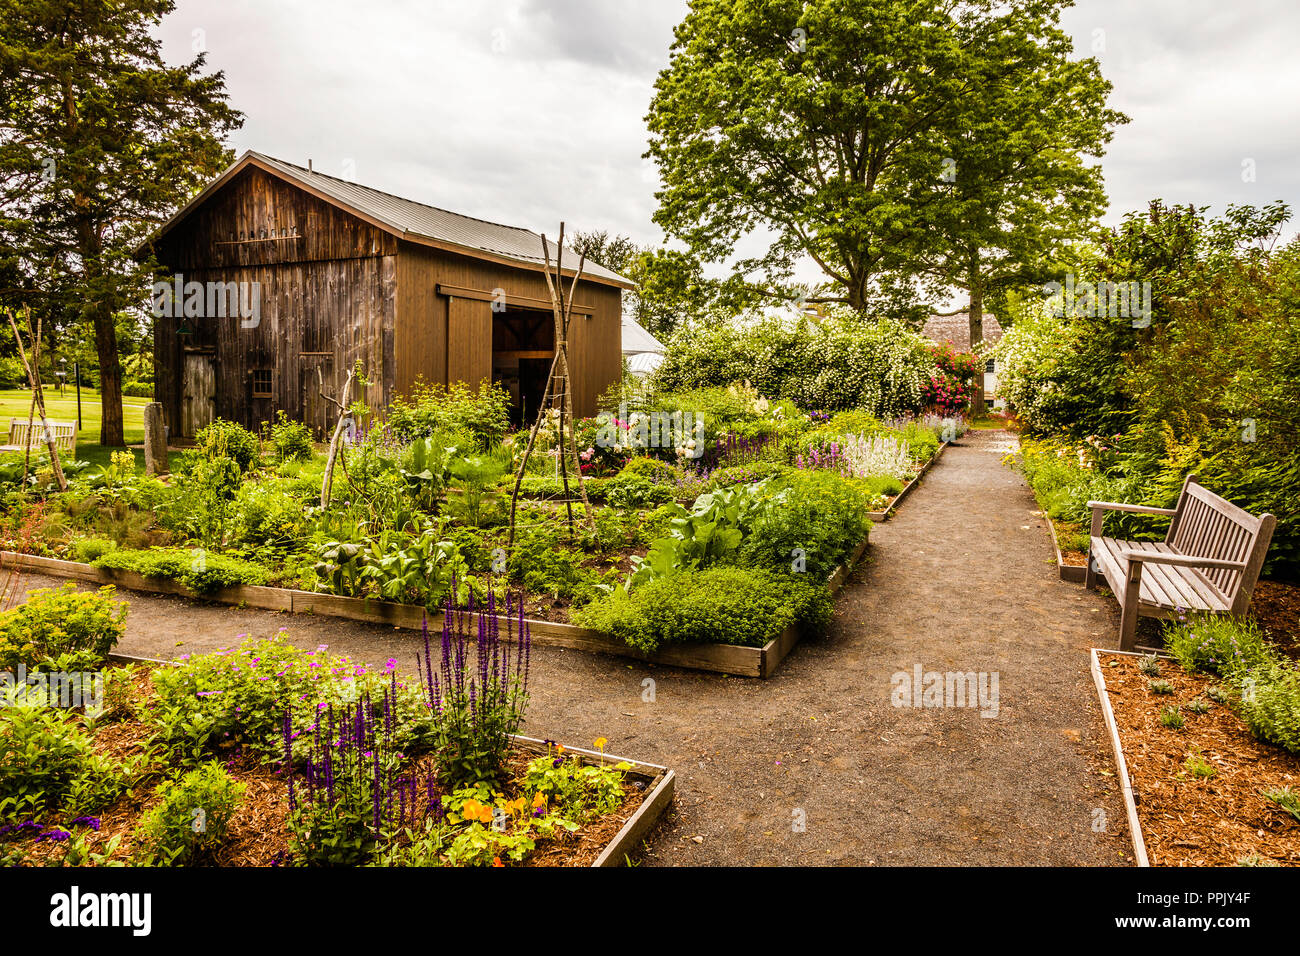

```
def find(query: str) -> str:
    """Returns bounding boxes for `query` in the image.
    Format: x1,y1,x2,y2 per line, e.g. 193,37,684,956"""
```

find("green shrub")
1238,663,1300,755
194,419,261,473
134,762,245,864
825,409,883,436
232,482,310,550
575,566,831,653
1165,616,1275,678
0,709,122,820
93,548,268,593
737,471,872,577
707,462,790,488
121,380,154,398
267,410,314,462
619,456,681,482
602,474,675,508
388,380,510,449
887,421,940,463
653,312,938,416
0,583,127,669
508,532,607,605
72,536,118,563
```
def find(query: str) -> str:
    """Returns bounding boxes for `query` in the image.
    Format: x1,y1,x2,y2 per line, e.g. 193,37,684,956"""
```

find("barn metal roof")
143,150,634,289
621,314,665,355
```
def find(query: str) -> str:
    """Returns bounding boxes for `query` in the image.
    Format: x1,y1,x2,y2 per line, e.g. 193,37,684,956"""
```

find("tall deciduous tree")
645,0,1123,336
912,0,1125,407
0,0,241,445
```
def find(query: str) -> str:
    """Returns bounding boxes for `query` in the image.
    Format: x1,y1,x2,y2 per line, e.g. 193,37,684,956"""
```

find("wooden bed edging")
3,529,870,680
92,657,675,869
1089,647,1150,867
865,441,949,522
1045,513,1087,583
511,735,674,867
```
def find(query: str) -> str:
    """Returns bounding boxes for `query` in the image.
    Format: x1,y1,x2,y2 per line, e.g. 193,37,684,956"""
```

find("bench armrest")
1087,501,1178,516
1120,550,1246,572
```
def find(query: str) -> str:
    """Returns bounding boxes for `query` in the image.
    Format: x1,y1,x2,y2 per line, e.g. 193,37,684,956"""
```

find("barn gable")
144,152,628,440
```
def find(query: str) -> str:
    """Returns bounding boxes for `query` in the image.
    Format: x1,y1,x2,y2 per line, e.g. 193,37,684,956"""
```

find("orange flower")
532,791,547,808
593,737,608,752
492,856,504,868
461,798,494,824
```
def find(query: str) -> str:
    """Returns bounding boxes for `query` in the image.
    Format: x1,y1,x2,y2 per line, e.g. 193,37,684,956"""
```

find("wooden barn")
140,150,632,440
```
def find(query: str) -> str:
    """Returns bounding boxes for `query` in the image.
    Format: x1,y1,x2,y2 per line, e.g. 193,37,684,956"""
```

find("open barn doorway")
492,305,555,427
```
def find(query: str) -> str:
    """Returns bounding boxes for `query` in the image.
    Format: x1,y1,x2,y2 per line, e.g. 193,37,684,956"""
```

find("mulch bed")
1098,652,1300,867
11,666,648,868
1252,580,1300,660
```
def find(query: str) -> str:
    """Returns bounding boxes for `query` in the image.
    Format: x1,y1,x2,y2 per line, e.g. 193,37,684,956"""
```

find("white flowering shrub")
653,310,938,416
990,302,1076,427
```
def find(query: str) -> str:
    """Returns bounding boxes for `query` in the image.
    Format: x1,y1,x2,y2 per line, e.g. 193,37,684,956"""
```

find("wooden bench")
1085,475,1275,650
0,418,77,455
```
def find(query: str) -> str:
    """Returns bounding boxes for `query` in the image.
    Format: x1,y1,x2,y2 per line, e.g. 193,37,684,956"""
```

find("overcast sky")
157,0,1300,285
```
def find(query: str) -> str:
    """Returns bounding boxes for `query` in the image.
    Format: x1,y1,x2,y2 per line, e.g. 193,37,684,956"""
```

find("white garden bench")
0,418,77,455
1085,475,1276,651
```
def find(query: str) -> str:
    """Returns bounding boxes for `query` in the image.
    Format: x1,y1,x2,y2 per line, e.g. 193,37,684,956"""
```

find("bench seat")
1089,536,1230,614
1084,475,1275,651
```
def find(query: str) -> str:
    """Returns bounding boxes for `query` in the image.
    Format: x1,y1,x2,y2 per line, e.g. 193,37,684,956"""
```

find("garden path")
16,429,1135,865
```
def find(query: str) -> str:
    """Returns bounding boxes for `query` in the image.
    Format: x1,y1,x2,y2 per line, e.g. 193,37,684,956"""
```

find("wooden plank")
1090,648,1150,867
1047,514,1087,583
436,283,593,315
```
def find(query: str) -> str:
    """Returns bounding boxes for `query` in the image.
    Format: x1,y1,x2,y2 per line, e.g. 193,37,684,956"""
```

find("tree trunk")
968,263,985,415
75,214,125,447
93,302,125,446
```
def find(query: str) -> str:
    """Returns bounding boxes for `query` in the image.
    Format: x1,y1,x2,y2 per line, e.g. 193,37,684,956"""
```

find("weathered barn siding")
150,157,626,440
153,166,396,438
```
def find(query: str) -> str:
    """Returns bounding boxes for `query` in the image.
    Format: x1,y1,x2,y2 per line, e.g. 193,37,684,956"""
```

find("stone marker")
143,402,169,476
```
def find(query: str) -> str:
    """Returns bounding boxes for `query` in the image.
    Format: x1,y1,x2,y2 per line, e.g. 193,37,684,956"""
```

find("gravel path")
11,429,1134,865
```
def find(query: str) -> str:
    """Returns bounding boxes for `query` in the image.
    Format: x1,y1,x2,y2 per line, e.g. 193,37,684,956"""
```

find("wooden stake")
6,306,67,492
319,364,356,508
507,225,594,547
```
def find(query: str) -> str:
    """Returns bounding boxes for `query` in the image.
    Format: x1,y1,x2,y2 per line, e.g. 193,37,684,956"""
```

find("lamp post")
58,357,67,397
74,359,81,430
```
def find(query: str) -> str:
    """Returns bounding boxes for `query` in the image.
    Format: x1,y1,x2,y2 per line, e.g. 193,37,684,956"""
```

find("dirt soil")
1098,652,1300,866
8,430,1134,865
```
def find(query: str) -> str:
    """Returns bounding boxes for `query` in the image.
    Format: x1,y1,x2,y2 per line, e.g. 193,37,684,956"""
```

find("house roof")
921,311,1004,351
140,150,634,290
621,314,665,355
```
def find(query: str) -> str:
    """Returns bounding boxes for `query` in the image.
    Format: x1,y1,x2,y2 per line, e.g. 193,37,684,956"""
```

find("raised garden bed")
1091,647,1300,867
1045,513,1087,583
865,441,949,522
6,648,674,869
2,532,871,678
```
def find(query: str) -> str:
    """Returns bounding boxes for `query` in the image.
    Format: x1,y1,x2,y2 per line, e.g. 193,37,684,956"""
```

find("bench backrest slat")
1168,477,1275,609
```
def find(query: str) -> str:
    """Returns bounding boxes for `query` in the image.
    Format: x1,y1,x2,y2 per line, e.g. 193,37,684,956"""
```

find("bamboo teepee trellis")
507,224,594,546
4,305,68,492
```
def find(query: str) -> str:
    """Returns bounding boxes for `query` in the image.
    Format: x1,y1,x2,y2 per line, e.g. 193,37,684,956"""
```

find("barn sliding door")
446,296,492,389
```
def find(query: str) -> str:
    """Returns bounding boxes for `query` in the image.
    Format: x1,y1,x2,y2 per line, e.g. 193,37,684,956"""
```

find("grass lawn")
0,387,163,468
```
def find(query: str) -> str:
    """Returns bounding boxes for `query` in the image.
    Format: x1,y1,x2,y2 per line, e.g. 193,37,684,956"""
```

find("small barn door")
181,352,216,438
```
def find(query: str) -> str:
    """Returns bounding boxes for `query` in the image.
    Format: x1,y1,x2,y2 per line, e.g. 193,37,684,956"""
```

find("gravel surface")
8,429,1135,865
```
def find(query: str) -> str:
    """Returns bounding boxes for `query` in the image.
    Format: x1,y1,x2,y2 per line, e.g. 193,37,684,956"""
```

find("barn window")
252,368,273,398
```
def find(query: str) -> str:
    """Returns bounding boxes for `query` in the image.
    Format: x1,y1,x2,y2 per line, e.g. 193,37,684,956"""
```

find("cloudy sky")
157,0,1300,285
